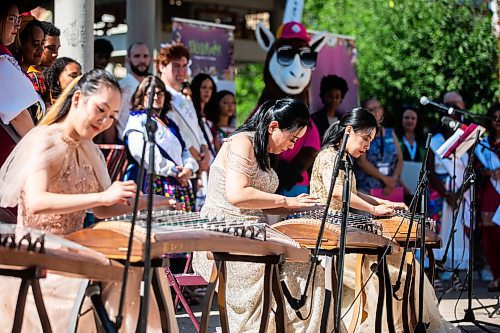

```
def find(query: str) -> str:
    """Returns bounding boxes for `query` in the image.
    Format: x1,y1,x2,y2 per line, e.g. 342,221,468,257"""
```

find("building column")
54,0,95,72
126,0,156,54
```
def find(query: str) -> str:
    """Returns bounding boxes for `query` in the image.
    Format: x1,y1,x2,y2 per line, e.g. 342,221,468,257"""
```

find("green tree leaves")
302,0,497,121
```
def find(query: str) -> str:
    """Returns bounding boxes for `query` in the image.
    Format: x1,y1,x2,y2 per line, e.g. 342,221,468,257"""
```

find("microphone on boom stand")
280,126,350,333
114,80,157,333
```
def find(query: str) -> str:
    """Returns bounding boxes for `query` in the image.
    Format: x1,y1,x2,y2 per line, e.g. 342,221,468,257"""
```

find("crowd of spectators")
1,0,498,296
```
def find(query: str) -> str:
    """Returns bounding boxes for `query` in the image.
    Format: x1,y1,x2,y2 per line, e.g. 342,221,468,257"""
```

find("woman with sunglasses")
124,75,198,212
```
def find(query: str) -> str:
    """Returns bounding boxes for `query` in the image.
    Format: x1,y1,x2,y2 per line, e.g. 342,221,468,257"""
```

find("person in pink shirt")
275,119,320,195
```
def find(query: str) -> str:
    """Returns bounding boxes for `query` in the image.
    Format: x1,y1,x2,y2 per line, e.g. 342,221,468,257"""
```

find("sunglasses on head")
276,46,317,69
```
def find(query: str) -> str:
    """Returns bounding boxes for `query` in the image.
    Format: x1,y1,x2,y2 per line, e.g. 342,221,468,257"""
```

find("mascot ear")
310,32,327,53
255,21,275,52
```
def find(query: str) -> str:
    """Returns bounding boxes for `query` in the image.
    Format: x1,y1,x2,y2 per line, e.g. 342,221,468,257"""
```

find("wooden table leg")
217,261,229,333
200,260,221,333
258,263,273,333
12,278,30,333
348,254,364,333
152,268,171,332
271,264,286,333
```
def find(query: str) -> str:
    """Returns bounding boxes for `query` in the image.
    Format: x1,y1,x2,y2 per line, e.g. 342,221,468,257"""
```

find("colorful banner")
308,32,359,116
172,18,236,92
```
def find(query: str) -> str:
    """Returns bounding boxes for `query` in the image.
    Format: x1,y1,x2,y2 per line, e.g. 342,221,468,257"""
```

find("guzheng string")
103,210,301,248
0,222,111,264
340,211,437,320
284,209,384,235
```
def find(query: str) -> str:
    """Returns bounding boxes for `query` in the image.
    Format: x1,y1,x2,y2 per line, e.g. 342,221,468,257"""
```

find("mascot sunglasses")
276,46,317,69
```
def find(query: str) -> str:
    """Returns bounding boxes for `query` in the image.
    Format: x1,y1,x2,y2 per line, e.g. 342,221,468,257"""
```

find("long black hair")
191,73,217,118
235,98,310,171
40,69,121,125
395,104,424,144
208,90,236,127
322,107,379,149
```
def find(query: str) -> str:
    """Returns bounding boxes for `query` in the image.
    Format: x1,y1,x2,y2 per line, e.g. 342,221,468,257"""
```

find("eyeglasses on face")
7,15,21,26
146,89,165,98
276,46,317,69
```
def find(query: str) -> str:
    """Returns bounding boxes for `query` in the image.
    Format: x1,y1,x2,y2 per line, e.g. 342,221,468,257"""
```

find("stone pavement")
174,271,500,332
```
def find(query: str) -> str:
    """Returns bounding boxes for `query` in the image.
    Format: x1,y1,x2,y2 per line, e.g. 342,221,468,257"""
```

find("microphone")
441,116,467,132
420,96,457,115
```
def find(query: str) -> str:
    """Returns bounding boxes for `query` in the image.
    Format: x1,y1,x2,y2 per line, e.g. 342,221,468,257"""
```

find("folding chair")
164,253,208,332
97,144,129,181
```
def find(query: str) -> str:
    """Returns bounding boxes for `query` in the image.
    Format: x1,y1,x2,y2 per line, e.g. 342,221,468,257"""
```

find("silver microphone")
420,96,456,115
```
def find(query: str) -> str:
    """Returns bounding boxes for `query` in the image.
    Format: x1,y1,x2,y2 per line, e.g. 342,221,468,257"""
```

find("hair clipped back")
235,98,310,171
40,69,121,126
43,57,81,103
322,107,378,149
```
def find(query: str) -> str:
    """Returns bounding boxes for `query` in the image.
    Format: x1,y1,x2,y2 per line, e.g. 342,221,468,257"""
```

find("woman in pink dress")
0,69,178,332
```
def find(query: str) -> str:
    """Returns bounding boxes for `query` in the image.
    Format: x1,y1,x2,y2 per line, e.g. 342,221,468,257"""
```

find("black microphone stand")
136,82,159,333
280,130,350,331
113,82,158,332
333,152,353,333
391,133,432,332
449,131,500,332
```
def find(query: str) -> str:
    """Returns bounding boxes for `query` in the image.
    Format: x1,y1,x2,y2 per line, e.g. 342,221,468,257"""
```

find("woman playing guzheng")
0,69,179,332
192,98,331,332
310,107,458,332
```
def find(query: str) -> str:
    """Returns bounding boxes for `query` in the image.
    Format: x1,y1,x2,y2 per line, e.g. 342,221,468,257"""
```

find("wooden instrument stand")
200,253,287,333
319,246,396,333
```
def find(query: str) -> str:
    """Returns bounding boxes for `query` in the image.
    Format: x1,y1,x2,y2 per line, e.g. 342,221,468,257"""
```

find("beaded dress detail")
18,134,101,235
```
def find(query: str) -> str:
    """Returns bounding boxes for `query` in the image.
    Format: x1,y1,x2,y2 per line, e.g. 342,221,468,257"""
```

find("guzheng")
374,210,440,245
66,210,310,263
271,210,395,250
0,223,123,281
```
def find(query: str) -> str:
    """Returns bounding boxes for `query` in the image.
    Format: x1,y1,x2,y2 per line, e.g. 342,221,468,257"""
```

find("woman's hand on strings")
371,204,394,216
284,193,320,209
380,199,408,211
100,180,137,206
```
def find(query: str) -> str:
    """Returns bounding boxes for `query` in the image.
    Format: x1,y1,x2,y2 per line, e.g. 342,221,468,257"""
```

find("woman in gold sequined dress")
192,98,331,333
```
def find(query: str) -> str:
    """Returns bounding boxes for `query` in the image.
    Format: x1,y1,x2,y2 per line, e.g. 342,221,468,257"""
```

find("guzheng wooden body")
0,223,122,281
374,210,440,246
66,210,310,263
271,210,395,250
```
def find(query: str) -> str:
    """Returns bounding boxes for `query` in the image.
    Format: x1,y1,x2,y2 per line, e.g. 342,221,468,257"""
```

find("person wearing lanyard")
354,97,403,200
396,105,425,204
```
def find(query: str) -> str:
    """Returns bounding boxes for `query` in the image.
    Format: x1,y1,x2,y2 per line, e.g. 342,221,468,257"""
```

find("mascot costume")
253,21,326,195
